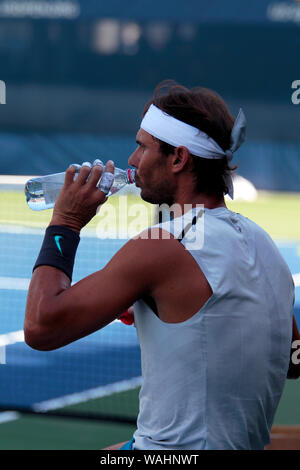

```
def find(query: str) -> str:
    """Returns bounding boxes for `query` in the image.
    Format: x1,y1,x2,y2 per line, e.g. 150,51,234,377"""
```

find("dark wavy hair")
143,80,237,197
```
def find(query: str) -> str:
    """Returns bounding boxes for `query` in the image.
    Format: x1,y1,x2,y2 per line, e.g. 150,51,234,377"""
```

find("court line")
293,273,300,287
33,376,142,412
0,328,141,421
0,330,24,347
0,277,30,291
0,412,20,424
0,224,46,234
0,224,108,238
0,375,142,424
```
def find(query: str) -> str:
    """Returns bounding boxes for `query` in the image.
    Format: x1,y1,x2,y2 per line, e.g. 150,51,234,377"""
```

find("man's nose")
128,148,138,168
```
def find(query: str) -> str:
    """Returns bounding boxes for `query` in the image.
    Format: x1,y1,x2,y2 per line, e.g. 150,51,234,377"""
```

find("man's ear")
171,146,192,173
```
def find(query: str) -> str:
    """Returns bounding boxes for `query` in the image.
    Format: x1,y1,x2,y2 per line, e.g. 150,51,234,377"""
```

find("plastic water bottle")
25,161,136,211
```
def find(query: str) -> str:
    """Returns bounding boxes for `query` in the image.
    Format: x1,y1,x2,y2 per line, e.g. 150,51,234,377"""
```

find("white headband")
140,104,246,199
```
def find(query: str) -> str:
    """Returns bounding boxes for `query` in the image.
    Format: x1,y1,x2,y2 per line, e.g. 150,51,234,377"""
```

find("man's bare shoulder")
127,227,177,257
106,227,181,276
133,226,176,243
95,227,182,305
119,227,211,323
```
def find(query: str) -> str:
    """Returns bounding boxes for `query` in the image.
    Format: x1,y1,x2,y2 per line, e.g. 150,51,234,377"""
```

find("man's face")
128,129,176,205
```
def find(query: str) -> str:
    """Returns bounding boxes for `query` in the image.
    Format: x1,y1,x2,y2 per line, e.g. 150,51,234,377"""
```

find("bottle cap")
127,169,135,184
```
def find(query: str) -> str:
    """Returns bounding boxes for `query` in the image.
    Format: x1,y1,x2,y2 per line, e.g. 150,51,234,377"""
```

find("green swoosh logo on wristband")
54,235,63,256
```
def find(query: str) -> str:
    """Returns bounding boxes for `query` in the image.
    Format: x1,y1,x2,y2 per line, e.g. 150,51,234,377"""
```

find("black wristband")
33,225,80,281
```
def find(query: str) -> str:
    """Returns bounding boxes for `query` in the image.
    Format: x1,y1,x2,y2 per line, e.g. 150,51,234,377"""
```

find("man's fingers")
87,161,104,187
75,162,92,185
98,160,115,195
69,163,81,171
87,160,115,188
65,160,115,196
92,159,104,167
64,165,77,186
105,160,115,175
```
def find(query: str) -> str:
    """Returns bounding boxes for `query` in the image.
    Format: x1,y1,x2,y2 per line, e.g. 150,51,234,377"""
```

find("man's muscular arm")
24,237,158,351
24,161,156,350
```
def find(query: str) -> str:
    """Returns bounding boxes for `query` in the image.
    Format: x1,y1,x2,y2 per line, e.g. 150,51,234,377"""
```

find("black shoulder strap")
177,208,204,243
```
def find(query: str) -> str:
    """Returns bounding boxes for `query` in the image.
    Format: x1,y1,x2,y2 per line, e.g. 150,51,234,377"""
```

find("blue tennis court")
0,231,141,412
0,230,299,412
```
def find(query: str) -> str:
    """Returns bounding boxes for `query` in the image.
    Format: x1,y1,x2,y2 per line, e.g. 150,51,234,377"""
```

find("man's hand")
118,306,135,326
50,160,115,233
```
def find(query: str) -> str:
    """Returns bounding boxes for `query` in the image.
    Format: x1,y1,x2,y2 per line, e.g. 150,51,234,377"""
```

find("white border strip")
33,376,142,412
0,225,45,235
0,277,30,291
0,411,20,424
0,330,24,347
293,273,300,287
0,175,37,186
0,224,123,239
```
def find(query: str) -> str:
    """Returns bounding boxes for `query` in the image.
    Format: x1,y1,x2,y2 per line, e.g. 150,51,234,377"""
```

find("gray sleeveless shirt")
133,207,294,450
